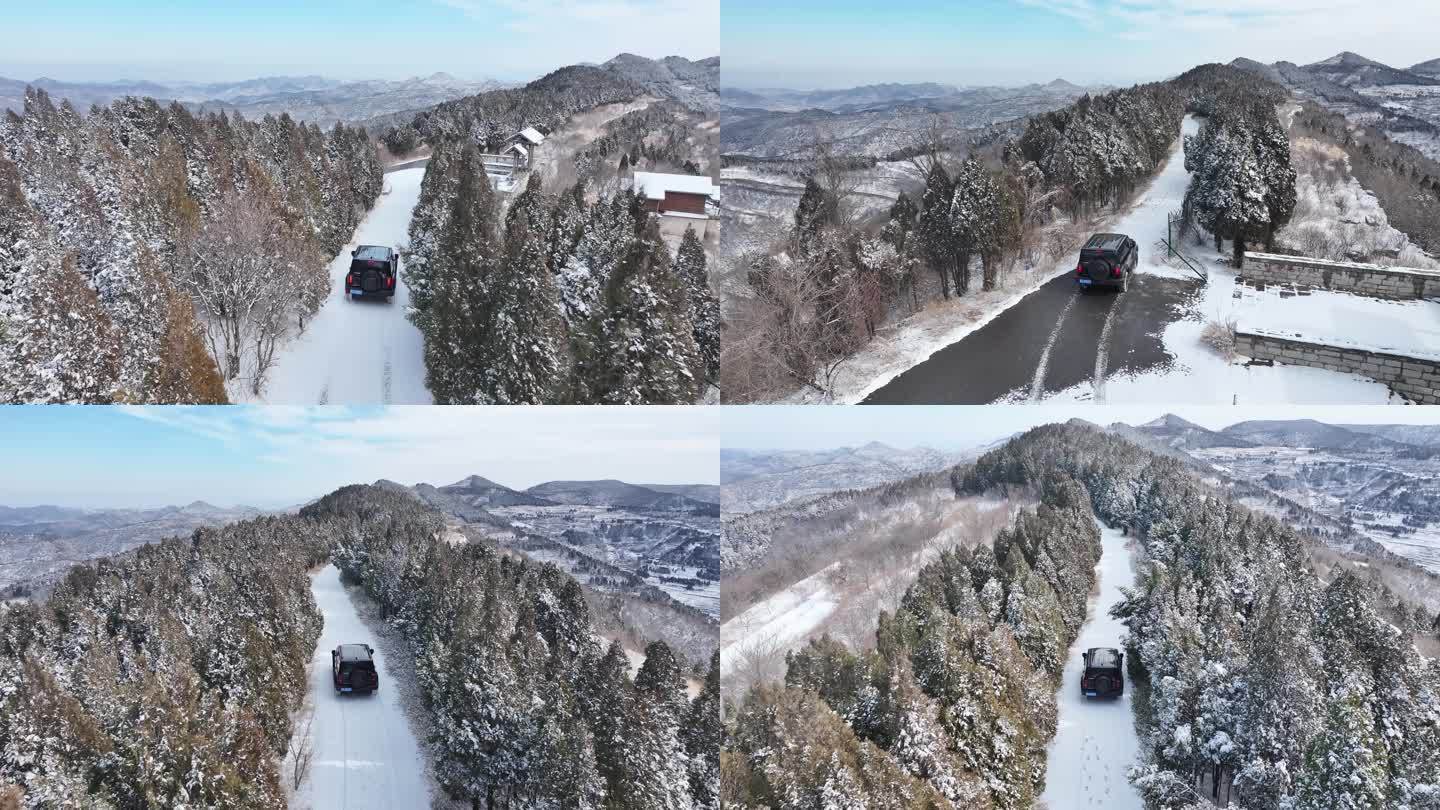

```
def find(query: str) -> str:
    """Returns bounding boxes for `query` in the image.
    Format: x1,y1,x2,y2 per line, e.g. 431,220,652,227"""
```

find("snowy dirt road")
261,167,432,404
1039,521,1144,810
294,565,429,810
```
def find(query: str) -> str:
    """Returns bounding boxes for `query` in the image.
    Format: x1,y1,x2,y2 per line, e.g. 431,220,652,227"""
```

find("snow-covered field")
259,168,432,404
721,495,1020,685
1039,521,1144,810
292,565,429,810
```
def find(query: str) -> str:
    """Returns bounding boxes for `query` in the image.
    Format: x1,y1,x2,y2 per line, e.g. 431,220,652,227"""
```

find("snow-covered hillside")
293,565,429,810
258,168,431,404
1039,521,1144,810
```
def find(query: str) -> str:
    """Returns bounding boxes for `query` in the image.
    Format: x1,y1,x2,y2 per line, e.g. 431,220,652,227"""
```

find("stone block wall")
1234,331,1440,403
1241,252,1440,300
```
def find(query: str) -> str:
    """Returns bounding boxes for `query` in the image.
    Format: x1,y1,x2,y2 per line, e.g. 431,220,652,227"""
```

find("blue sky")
0,0,718,83
723,0,1440,88
719,405,1440,451
0,407,720,508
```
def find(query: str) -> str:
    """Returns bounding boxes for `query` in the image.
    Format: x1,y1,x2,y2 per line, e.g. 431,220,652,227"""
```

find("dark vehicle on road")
1076,233,1137,293
332,643,379,695
346,245,397,301
1080,647,1124,699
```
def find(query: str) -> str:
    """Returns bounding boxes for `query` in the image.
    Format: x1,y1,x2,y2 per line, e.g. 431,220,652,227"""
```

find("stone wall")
1234,330,1440,403
1241,251,1440,300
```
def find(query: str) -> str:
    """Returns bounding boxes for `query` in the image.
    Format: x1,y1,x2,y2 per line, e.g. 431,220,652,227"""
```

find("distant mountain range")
1110,415,1440,574
0,73,510,129
722,78,1091,114
1230,50,1440,159
721,441,982,514
394,474,719,524
1116,415,1440,454
721,78,1098,160
0,501,269,592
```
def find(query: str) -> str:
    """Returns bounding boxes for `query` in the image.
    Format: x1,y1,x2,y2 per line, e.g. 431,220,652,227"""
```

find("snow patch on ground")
1043,259,1407,404
720,567,838,679
1038,521,1145,810
257,168,432,405
1236,284,1440,362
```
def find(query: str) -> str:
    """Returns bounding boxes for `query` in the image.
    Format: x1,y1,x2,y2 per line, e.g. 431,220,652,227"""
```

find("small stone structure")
1241,251,1440,300
1233,330,1440,403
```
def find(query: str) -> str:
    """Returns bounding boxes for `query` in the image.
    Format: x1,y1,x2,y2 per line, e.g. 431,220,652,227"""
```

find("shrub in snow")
1200,316,1238,359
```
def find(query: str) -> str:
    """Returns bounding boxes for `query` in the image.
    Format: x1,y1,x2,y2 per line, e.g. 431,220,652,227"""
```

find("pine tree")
792,177,834,257
468,220,567,403
916,166,955,298
673,226,718,384
8,253,122,403
1293,696,1388,810
577,223,703,404
424,143,500,403
684,651,721,810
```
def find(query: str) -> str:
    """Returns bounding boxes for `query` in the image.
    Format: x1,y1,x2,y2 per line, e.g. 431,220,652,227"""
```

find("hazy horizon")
0,0,718,84
720,406,1440,453
0,407,720,510
723,0,1440,90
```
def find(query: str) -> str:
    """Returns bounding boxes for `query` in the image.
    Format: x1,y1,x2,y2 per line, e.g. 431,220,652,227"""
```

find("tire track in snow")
1092,298,1120,402
381,351,393,406
1029,293,1078,400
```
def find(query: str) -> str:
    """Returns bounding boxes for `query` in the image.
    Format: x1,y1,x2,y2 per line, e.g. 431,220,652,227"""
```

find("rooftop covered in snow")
515,126,545,145
632,171,718,201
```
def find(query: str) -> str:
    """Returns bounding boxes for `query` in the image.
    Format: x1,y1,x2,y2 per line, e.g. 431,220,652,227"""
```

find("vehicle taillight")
346,274,354,285
1076,264,1084,276
387,276,395,288
1111,265,1122,278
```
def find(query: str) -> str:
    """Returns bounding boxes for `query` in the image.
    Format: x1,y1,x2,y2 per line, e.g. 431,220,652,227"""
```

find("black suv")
1080,647,1124,699
1076,233,1137,293
332,644,379,695
346,245,397,301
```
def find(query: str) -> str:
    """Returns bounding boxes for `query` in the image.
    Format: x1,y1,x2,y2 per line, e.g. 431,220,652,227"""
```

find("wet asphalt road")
863,271,1202,404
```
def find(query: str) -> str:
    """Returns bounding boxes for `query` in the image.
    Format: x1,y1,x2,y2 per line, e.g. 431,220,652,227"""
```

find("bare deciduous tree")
180,193,326,394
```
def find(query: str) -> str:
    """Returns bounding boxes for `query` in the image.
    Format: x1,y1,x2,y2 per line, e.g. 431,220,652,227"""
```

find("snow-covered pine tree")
465,218,567,404
916,166,956,298
576,222,703,404
683,651,721,810
424,143,501,403
672,226,719,384
793,177,834,257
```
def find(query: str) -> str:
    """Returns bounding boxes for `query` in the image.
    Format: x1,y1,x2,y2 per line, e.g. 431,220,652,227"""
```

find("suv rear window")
1089,649,1120,668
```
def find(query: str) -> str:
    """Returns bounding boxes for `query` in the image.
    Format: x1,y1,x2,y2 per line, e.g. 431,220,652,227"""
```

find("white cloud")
111,406,720,503
434,0,717,60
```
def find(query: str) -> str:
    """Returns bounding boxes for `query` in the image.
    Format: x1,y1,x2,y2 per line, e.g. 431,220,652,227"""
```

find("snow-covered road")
296,565,429,810
1039,521,1145,810
262,168,432,404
